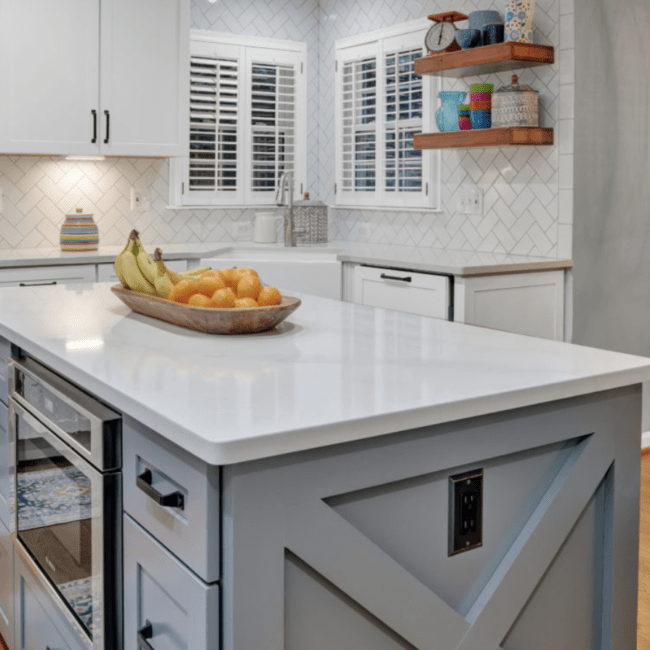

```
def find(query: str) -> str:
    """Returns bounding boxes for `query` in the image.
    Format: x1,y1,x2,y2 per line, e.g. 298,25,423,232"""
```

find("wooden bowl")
111,285,301,334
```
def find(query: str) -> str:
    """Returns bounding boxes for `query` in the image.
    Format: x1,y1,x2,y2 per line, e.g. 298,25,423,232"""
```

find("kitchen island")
0,282,647,650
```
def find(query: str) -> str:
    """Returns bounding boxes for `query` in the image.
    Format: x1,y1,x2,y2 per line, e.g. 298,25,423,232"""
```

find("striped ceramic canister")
60,208,99,251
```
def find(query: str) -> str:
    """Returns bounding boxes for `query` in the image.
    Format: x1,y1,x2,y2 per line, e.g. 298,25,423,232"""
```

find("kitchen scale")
424,11,469,55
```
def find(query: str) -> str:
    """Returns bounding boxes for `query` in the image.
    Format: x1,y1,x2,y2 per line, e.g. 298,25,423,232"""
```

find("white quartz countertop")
0,283,646,465
0,241,572,277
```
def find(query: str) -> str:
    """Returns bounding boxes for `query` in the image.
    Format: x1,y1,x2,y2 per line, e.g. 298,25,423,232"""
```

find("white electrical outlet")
358,222,370,238
458,187,484,216
130,187,150,212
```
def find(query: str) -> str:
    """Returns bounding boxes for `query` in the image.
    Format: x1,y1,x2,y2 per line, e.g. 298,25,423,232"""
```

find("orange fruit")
168,278,199,303
209,287,236,309
197,275,225,297
236,274,261,300
234,297,258,309
257,286,282,306
217,268,239,289
199,270,221,282
188,294,211,308
233,267,259,283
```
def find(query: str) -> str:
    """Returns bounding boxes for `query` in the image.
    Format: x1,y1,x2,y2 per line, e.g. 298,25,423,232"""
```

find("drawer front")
0,402,9,530
0,335,11,406
124,514,219,650
97,259,187,283
0,264,96,287
14,548,87,650
123,416,220,583
353,266,450,320
0,521,13,650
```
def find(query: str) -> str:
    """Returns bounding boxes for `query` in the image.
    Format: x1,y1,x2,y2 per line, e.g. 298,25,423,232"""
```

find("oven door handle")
138,620,155,650
136,469,184,510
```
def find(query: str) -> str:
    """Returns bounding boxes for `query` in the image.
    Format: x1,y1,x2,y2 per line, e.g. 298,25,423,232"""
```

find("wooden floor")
639,450,650,648
0,455,648,649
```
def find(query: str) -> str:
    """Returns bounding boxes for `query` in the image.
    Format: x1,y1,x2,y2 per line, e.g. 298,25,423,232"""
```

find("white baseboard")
642,431,650,449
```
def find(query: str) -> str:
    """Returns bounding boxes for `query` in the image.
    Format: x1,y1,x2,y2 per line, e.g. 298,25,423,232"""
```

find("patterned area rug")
15,465,92,530
59,575,100,636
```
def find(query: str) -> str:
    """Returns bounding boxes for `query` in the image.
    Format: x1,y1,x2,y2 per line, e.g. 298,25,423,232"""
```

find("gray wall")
572,0,650,356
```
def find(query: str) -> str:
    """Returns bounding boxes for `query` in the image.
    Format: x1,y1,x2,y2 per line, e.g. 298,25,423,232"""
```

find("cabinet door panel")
99,0,189,156
0,403,10,531
124,514,219,650
0,0,100,155
0,522,13,650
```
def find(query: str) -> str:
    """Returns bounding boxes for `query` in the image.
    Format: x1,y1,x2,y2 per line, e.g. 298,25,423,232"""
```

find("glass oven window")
15,406,99,639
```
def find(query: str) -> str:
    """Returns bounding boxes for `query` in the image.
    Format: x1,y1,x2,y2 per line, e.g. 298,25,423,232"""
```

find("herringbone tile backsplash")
0,0,574,258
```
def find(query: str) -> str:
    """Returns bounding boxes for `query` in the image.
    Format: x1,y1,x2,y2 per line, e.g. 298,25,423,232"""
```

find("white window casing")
170,31,307,208
335,20,441,210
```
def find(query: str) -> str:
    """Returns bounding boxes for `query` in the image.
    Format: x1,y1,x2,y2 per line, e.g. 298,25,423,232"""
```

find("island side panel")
221,386,641,650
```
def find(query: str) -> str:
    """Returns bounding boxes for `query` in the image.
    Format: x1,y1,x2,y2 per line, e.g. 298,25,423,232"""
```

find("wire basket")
288,201,328,245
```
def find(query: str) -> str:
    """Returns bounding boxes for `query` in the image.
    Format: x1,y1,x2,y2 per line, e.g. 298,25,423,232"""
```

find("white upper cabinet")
0,0,189,157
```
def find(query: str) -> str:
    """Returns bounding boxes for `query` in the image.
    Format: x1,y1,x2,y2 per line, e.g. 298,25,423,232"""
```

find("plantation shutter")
188,56,239,197
171,33,307,208
335,22,437,209
249,61,297,198
340,56,377,194
384,48,423,194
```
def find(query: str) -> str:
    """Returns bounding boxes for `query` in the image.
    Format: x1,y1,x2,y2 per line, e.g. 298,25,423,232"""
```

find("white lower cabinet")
0,521,13,650
14,548,86,650
351,265,451,320
346,263,565,341
124,514,220,650
0,264,96,288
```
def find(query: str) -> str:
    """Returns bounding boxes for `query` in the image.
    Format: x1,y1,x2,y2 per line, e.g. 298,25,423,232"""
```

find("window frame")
335,19,441,210
169,30,307,209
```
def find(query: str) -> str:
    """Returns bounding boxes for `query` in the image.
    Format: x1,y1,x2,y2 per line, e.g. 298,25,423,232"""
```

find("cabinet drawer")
0,335,11,406
14,547,86,650
124,514,219,650
0,264,96,287
0,521,13,650
123,416,220,583
0,402,9,530
353,265,450,320
97,259,188,283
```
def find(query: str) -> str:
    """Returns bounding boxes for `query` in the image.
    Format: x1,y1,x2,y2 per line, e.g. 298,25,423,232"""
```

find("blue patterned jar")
60,208,99,251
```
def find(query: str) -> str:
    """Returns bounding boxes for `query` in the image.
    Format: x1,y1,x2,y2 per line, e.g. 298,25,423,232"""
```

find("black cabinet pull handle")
91,109,97,143
137,620,155,650
136,469,184,510
104,110,110,144
380,273,412,283
19,281,57,287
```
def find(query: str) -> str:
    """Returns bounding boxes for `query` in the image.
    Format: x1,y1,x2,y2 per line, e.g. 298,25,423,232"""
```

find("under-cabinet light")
64,155,106,161
66,338,105,351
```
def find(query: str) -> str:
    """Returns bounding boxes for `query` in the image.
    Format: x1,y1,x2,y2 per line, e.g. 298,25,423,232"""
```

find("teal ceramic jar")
435,91,467,132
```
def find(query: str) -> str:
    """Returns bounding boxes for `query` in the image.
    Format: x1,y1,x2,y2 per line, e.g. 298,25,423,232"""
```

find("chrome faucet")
275,171,297,247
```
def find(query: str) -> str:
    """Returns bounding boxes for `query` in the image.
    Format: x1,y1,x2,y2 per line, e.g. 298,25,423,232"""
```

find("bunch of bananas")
114,230,210,299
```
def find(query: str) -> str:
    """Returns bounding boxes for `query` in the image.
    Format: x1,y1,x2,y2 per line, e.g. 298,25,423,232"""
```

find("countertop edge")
2,320,647,465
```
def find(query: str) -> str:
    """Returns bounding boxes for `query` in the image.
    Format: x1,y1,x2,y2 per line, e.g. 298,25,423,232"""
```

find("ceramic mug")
483,22,505,45
468,10,502,46
254,212,283,244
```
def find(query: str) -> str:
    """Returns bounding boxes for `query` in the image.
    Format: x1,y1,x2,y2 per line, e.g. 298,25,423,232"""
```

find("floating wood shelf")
414,42,554,78
414,127,554,150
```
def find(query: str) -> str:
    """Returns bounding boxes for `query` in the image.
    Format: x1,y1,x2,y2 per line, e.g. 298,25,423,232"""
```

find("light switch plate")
458,187,484,216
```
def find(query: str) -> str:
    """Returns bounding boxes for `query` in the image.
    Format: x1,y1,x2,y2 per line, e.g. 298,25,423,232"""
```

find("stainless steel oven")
9,356,122,650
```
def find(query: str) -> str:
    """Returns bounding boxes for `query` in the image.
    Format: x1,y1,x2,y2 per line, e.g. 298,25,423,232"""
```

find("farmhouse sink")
200,247,343,300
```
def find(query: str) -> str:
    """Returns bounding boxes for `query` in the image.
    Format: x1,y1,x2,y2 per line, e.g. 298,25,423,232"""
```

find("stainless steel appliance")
9,356,122,650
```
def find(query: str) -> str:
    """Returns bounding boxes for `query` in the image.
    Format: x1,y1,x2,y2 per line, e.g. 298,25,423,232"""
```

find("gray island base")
0,284,647,650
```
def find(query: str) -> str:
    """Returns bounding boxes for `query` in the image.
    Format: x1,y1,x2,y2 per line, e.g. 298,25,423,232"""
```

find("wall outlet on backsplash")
358,222,370,238
458,187,484,216
231,221,252,240
130,187,150,212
